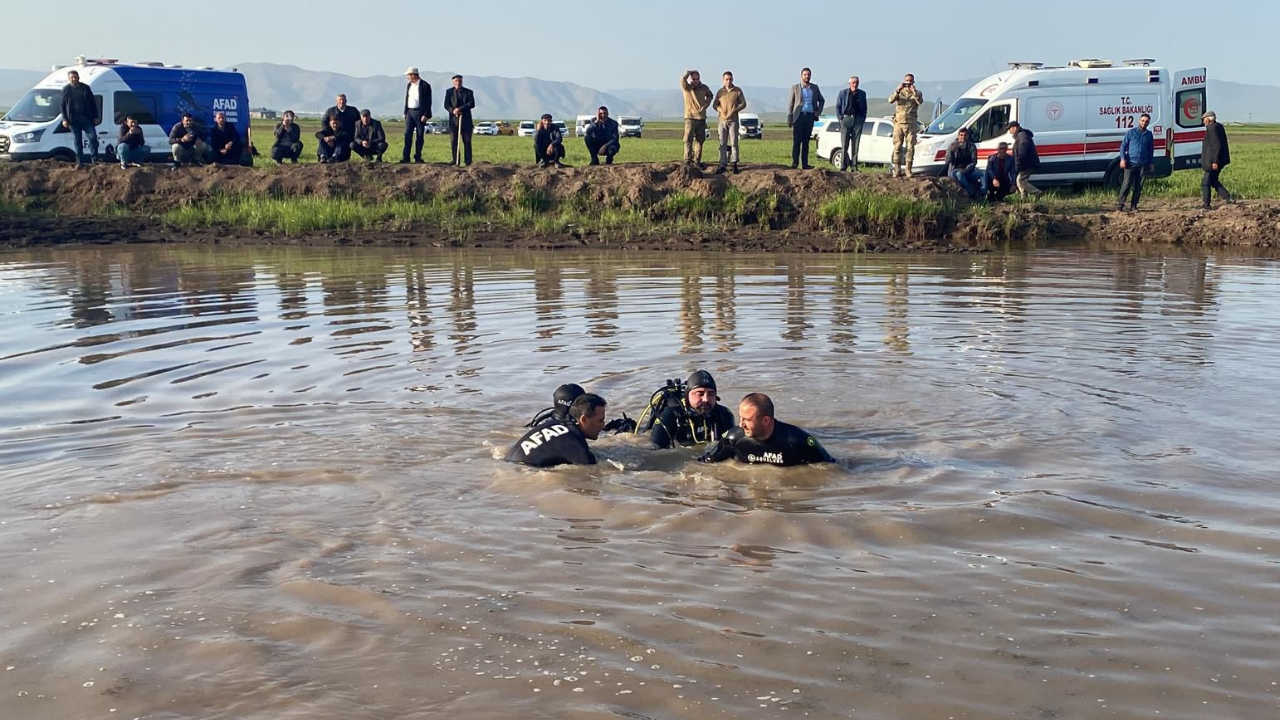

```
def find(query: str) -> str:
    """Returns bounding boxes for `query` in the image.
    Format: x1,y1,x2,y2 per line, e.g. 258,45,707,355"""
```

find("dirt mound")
1075,200,1280,247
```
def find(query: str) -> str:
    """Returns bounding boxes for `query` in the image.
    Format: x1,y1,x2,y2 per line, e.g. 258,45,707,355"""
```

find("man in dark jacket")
650,370,736,450
698,393,834,466
1116,112,1154,212
271,110,303,164
584,106,620,165
316,116,352,163
983,142,1016,202
168,113,208,166
786,67,825,169
116,115,148,168
351,109,388,162
443,75,476,166
835,76,868,172
209,111,243,165
533,113,566,167
322,94,360,138
1200,110,1234,210
1007,121,1042,199
60,70,100,166
505,393,608,468
402,67,432,163
944,127,981,199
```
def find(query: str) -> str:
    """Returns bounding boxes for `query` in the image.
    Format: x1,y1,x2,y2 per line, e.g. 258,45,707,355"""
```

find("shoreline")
1,160,1276,252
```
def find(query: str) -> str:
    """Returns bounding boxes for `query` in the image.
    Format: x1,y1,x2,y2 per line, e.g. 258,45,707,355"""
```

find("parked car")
618,115,643,138
815,116,896,169
473,121,499,136
517,120,536,137
551,120,568,137
423,121,444,134
575,114,594,137
810,115,838,140
738,112,762,139
496,121,516,136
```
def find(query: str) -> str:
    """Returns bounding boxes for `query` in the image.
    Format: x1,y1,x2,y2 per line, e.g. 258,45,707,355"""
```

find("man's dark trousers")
1116,165,1147,209
791,112,815,166
403,109,427,161
839,116,865,171
450,116,473,165
69,119,99,164
1201,169,1232,207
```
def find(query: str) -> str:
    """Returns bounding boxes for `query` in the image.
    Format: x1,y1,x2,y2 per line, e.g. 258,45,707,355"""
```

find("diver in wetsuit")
525,382,636,433
699,392,834,466
651,369,735,449
506,393,608,467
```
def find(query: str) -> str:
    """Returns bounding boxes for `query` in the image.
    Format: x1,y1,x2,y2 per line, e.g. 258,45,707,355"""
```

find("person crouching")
534,113,566,167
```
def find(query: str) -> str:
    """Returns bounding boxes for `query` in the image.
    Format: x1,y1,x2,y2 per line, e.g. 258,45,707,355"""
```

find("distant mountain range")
4,64,1280,122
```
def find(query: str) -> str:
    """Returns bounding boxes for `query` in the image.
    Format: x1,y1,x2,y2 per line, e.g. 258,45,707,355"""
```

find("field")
248,118,1280,202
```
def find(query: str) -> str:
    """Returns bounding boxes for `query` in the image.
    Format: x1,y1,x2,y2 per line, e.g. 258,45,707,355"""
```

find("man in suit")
835,76,868,172
443,74,476,166
786,67,824,169
1200,110,1234,210
402,66,432,163
352,109,388,162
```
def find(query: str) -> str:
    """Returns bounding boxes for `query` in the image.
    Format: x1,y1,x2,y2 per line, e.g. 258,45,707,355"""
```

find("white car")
811,115,838,140
517,120,536,138
551,120,568,137
815,117,897,169
473,122,499,136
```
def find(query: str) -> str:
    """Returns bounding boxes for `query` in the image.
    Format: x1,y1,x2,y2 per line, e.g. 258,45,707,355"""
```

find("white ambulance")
909,59,1207,185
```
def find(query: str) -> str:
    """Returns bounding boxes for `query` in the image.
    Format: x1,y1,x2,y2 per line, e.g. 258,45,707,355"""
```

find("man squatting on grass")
272,111,303,164
534,114,566,167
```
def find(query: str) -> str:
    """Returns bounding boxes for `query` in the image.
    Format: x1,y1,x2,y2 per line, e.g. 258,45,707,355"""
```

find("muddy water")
1,246,1278,720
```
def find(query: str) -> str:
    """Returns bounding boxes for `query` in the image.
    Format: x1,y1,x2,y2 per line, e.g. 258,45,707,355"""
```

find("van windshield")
620,118,640,126
5,89,63,123
926,98,987,135
741,117,758,126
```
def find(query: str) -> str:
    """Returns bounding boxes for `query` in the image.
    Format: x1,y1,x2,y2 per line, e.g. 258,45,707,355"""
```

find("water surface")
1,246,1278,720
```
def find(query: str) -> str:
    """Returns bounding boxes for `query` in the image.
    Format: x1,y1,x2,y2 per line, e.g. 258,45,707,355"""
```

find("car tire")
1102,162,1123,190
52,148,77,163
830,149,844,169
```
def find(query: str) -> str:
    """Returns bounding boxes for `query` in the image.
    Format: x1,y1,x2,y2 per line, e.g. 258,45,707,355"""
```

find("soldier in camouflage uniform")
889,73,925,177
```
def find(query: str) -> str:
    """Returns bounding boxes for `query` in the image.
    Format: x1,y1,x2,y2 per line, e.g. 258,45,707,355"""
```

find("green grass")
817,189,950,236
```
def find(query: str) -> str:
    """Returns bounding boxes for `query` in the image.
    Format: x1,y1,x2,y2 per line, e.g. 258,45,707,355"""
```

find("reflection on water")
1,246,1279,720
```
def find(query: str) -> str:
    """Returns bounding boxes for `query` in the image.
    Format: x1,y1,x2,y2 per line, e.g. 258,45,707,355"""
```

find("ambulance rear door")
1171,68,1207,171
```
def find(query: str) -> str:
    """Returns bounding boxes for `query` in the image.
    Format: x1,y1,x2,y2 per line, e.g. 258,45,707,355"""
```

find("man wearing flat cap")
402,66,432,163
650,370,736,449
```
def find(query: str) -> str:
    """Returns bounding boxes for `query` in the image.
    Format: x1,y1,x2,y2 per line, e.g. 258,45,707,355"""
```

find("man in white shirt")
402,66,433,163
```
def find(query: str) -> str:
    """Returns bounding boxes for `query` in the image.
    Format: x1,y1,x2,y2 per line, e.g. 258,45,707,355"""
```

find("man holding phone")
889,73,924,177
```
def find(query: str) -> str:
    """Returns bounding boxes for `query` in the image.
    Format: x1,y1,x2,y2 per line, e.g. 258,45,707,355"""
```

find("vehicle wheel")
830,149,844,169
52,148,77,163
1102,163,1123,189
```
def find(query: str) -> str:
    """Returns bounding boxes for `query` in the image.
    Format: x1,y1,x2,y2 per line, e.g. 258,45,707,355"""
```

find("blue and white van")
0,58,251,164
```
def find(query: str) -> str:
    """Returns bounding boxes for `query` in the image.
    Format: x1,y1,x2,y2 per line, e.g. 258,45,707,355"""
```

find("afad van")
911,58,1208,185
0,57,251,165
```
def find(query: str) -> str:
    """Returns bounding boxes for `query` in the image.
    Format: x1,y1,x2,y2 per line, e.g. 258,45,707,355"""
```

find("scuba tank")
633,378,690,434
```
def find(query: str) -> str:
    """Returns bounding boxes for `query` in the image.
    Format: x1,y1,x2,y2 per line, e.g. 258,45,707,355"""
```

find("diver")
526,382,636,433
645,370,736,449
699,392,834,466
506,393,609,467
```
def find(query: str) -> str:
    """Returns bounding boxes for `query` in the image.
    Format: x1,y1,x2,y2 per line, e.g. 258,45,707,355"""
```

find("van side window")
1176,89,1205,129
875,122,892,137
862,120,875,135
970,104,1011,143
94,95,104,123
113,91,158,125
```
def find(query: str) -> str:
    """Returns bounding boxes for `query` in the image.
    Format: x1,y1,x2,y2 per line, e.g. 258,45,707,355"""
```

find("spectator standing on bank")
835,76,868,172
944,127,981,199
210,111,243,165
1200,110,1234,210
983,142,1016,202
60,70,100,166
584,106,621,165
271,110,303,164
888,73,924,177
402,67,432,163
1115,112,1154,212
352,110,388,162
116,115,148,168
680,70,714,167
786,67,824,169
534,113,566,167
322,94,360,138
1007,121,1042,199
443,75,476,166
712,71,746,175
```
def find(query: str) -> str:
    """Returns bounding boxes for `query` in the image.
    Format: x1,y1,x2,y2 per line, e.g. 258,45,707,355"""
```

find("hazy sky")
3,0,1275,88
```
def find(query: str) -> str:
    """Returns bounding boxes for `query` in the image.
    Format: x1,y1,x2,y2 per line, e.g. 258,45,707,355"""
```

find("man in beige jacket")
681,70,714,166
713,71,747,174
889,73,925,177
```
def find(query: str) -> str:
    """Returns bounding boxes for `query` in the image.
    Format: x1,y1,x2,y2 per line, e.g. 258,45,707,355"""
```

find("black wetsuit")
698,421,834,466
505,420,596,468
651,405,735,449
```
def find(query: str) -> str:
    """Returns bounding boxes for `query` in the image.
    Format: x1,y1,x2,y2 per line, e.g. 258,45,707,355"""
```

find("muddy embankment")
1,160,1277,251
